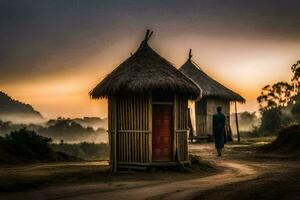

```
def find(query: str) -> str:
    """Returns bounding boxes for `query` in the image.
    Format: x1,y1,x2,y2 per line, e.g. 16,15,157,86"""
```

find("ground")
0,141,299,200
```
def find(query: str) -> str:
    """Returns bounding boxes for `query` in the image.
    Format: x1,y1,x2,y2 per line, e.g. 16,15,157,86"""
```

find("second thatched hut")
180,50,245,142
90,31,200,171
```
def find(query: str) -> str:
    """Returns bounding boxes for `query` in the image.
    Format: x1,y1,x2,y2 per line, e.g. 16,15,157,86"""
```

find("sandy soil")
0,143,299,200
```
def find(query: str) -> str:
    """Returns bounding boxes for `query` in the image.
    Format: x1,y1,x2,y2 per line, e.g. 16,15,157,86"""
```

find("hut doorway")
152,104,173,161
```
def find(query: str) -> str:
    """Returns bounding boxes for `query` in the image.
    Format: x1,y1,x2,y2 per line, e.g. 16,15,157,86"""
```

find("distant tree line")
256,60,300,135
0,118,107,143
0,128,109,164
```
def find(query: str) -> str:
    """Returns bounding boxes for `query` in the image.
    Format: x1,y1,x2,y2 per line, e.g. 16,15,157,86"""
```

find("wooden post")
174,95,181,162
186,100,189,161
194,102,197,138
173,95,177,161
113,97,118,172
234,101,240,142
108,97,113,171
148,93,152,163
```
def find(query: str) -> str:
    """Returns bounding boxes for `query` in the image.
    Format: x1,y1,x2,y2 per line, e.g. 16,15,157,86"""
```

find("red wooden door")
152,105,173,161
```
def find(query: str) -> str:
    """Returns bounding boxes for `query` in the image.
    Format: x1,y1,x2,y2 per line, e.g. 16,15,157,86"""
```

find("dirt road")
1,143,298,200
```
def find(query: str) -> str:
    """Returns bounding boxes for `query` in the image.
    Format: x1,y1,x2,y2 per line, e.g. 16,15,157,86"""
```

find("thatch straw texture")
90,30,200,99
179,54,245,103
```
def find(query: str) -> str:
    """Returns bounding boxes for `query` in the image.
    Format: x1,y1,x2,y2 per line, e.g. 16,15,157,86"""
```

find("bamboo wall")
109,95,151,166
195,99,207,136
108,96,113,164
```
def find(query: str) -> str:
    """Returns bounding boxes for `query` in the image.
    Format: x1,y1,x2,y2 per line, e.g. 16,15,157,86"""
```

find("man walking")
213,106,226,157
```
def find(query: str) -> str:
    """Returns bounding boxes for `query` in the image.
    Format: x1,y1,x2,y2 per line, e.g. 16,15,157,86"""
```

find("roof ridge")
191,60,202,71
188,49,192,61
136,29,154,52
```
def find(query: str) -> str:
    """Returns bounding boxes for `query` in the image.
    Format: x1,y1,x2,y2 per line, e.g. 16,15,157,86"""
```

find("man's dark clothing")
213,111,226,150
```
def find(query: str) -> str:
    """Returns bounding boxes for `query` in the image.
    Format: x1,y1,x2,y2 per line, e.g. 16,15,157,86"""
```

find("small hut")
179,50,245,141
90,31,200,171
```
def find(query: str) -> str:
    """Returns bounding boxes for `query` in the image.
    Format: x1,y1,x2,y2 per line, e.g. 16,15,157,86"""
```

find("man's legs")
217,148,222,157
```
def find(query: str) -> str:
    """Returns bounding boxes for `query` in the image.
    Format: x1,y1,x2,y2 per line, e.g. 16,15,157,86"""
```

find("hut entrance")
152,105,173,161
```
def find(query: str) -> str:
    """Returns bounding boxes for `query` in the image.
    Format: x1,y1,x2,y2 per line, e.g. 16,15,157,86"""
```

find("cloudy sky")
1,0,299,118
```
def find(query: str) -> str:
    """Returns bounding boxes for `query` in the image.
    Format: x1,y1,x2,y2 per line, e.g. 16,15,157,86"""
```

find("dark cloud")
1,0,300,83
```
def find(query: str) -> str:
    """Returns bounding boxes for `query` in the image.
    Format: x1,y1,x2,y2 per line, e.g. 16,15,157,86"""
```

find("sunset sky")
1,0,300,119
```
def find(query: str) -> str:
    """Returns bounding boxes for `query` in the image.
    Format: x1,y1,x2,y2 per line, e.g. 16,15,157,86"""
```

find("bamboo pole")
234,101,240,142
174,95,180,161
113,97,118,172
148,93,152,163
185,99,189,161
108,98,112,167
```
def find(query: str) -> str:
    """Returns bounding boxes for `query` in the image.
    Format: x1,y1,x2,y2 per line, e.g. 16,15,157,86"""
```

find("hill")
0,91,44,124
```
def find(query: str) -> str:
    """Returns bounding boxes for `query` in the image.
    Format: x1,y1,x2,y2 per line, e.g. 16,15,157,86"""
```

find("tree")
257,82,294,135
291,94,300,123
256,60,300,135
259,108,282,135
291,60,300,93
257,82,293,111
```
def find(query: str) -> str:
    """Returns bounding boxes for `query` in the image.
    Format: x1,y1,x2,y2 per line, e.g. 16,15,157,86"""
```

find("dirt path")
44,161,256,200
1,143,271,200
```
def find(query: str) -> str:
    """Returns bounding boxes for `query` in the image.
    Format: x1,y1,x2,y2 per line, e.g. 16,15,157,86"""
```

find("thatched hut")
179,50,245,141
90,31,200,171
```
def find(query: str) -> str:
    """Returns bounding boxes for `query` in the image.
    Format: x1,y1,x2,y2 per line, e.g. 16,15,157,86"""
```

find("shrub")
2,128,52,160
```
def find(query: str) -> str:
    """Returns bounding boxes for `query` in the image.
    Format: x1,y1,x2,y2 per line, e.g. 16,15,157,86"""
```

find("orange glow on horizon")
1,34,297,119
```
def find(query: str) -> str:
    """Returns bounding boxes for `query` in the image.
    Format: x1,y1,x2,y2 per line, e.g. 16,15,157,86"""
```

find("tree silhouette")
291,60,300,93
257,82,293,111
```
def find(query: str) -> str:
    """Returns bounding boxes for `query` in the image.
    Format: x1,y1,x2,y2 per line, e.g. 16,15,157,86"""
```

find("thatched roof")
90,30,200,99
179,50,245,102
